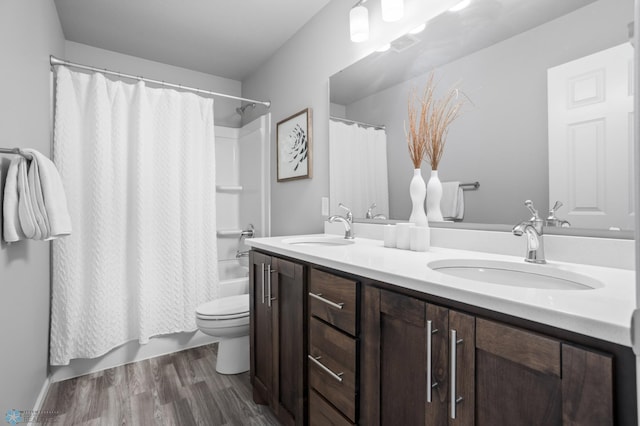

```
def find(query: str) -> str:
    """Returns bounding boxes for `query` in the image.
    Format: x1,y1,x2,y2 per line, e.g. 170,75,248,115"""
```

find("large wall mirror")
329,0,635,236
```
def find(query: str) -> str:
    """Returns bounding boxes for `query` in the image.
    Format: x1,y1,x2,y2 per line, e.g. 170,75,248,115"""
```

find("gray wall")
0,0,64,411
242,0,436,236
344,0,634,225
65,41,243,128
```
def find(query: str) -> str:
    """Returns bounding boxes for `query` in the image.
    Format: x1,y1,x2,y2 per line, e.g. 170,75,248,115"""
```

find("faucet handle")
549,201,563,215
366,203,377,219
339,203,353,222
524,200,539,220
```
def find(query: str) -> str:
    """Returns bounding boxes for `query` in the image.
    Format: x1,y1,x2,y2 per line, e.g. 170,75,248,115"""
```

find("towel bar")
0,148,29,159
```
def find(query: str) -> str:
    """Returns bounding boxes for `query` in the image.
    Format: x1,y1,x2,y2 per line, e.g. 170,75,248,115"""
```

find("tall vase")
426,170,444,221
409,169,428,226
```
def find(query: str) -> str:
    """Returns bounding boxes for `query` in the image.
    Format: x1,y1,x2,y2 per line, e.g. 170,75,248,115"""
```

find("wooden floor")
40,343,280,425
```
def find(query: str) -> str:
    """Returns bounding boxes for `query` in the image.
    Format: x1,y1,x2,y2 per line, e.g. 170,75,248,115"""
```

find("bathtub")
218,258,249,297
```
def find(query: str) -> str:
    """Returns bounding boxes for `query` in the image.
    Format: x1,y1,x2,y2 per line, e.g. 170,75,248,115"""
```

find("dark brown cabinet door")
362,287,475,426
476,318,613,426
271,256,306,426
250,252,306,426
250,251,273,405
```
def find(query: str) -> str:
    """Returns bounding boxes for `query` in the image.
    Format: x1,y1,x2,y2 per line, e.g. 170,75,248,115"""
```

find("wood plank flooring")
40,343,280,425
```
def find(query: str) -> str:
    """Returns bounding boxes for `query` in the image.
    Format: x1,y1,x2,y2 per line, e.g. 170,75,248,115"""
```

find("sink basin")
427,259,603,290
282,236,355,247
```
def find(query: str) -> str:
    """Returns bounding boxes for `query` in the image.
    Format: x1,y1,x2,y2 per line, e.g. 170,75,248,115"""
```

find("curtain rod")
330,116,385,130
49,55,271,108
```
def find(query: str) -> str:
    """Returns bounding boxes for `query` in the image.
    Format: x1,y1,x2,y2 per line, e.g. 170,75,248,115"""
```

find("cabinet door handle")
260,263,266,304
426,320,439,403
267,265,277,307
308,292,344,310
450,329,464,419
308,355,344,383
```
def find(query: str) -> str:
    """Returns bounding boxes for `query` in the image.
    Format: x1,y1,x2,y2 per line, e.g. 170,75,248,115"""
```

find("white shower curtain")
329,119,389,218
50,66,219,365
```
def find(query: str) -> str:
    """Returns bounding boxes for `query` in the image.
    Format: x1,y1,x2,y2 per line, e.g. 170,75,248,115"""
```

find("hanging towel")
441,181,464,221
22,149,72,240
2,149,71,242
2,156,27,242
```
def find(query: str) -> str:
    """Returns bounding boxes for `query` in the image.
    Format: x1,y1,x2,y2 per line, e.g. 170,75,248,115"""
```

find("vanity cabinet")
249,251,306,426
362,286,614,426
308,268,360,425
361,286,475,425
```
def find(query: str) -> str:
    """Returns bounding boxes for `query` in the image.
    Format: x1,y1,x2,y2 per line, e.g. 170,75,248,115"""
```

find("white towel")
22,149,72,240
2,156,27,242
2,149,71,242
441,181,464,221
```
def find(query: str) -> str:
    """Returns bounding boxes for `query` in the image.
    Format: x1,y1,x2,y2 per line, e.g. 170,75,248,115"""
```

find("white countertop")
246,234,636,347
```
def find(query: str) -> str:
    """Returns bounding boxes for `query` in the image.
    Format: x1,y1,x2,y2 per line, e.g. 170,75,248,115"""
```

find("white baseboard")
32,376,51,412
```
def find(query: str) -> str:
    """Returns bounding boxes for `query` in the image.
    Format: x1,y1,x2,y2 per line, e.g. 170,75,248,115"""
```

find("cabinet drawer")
309,317,357,422
309,268,357,336
309,389,354,426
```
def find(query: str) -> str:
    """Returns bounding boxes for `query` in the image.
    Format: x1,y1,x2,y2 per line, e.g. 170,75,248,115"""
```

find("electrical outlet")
321,197,329,216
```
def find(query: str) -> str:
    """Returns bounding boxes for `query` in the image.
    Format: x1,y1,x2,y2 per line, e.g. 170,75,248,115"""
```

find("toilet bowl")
196,294,250,374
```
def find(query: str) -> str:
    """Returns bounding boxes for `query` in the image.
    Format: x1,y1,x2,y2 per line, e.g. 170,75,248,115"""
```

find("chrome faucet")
365,203,377,219
545,201,570,227
512,200,546,264
338,203,353,223
329,203,354,239
365,203,388,220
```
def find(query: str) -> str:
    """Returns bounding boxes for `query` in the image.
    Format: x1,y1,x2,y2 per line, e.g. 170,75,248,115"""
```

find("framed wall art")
276,108,312,182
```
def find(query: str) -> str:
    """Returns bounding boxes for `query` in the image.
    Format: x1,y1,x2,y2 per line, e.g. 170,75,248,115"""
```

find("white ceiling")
54,0,332,81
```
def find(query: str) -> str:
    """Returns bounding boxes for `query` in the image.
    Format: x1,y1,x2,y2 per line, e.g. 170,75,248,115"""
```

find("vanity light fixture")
409,23,426,34
449,0,471,12
381,0,404,22
350,0,370,42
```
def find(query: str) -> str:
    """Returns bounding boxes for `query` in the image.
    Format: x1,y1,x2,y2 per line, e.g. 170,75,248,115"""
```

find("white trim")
31,377,51,412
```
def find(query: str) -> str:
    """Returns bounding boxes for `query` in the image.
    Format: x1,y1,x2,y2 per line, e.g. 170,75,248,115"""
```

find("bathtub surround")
50,66,218,365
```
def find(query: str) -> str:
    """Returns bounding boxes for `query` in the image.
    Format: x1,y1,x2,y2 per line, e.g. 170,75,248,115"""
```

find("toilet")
196,294,250,374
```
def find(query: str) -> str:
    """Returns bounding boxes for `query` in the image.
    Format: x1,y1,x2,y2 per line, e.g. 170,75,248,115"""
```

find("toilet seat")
196,294,249,320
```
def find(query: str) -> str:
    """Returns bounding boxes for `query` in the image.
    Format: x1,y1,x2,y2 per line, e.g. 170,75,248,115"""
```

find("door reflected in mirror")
329,0,635,233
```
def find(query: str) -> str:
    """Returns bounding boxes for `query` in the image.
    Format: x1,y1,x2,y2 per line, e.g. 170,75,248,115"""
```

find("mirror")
329,0,635,234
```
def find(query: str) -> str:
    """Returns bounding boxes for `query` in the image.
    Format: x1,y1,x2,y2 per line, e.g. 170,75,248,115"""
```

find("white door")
548,43,634,230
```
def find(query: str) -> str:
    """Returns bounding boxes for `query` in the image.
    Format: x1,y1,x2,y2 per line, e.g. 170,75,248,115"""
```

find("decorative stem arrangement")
406,73,466,222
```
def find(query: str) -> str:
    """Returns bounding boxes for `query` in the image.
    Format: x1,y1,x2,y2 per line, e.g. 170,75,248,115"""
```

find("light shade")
350,5,369,42
381,0,404,22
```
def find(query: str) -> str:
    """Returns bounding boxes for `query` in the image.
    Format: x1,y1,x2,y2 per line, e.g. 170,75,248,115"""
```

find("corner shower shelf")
217,229,244,237
216,185,243,192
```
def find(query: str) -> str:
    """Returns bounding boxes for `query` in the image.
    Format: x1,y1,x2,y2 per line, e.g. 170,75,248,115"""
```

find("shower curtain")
50,66,218,365
329,119,389,218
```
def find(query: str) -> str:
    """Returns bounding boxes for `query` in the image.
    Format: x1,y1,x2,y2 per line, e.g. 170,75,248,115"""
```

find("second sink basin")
282,236,355,247
428,259,603,290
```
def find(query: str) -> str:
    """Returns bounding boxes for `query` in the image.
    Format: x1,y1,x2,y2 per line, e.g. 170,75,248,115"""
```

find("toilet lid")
196,294,249,319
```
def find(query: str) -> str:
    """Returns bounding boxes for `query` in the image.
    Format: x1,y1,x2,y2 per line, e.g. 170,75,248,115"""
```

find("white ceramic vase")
426,170,444,221
409,169,428,226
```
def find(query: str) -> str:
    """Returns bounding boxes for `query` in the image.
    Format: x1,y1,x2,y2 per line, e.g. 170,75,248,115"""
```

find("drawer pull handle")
260,263,266,304
426,320,439,403
308,355,344,383
450,329,464,419
267,265,277,307
309,292,344,310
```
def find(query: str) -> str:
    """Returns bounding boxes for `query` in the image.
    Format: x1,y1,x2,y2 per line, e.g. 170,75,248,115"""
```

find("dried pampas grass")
406,73,466,170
